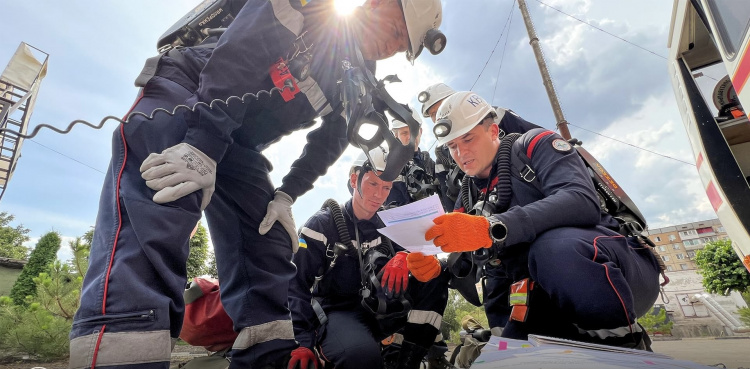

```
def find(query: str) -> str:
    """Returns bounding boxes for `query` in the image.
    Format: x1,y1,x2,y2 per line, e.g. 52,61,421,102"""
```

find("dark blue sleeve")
289,211,332,350
491,130,601,246
386,179,411,208
498,109,543,135
278,112,349,201
182,0,303,162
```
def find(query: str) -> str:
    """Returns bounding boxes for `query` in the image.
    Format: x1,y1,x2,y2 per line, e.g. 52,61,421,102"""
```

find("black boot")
395,341,429,369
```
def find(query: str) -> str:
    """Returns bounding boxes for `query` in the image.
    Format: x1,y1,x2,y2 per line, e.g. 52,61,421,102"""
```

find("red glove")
407,252,442,282
381,251,409,297
288,347,319,369
425,213,492,253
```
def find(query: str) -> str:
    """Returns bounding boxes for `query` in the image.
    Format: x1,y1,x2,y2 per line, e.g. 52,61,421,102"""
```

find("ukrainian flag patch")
300,0,309,6
298,237,308,249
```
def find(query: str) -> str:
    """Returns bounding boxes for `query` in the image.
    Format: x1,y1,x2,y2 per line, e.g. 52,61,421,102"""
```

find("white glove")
140,142,217,210
259,191,298,252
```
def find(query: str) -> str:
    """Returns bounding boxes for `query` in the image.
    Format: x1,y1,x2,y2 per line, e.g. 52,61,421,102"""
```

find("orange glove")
407,252,442,282
424,213,492,253
381,251,409,297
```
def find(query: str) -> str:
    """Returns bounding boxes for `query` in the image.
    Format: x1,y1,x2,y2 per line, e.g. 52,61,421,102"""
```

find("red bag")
180,277,238,352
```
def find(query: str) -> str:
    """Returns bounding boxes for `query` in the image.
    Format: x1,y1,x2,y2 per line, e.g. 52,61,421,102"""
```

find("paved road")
651,338,749,368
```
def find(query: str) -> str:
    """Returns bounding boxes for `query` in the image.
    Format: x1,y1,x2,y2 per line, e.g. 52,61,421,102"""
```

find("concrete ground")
651,338,749,369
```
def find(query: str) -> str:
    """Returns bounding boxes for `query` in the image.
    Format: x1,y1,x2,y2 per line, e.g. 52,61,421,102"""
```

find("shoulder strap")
509,134,544,194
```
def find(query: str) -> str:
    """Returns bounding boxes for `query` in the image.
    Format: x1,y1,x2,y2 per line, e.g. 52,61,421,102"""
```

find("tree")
34,236,91,320
694,239,750,296
0,212,31,260
186,223,209,279
639,306,674,335
0,230,91,361
9,232,61,305
442,290,488,343
205,250,218,278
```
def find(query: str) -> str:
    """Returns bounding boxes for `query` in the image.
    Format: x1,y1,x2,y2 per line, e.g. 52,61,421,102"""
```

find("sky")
0,0,723,260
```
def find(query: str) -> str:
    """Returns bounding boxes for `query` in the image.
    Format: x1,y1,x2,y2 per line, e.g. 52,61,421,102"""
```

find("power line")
26,139,106,174
471,0,517,91
491,5,515,105
532,0,667,60
567,123,696,167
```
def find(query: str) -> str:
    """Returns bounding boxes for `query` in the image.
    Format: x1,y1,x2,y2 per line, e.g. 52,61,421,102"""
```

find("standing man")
289,149,450,369
69,1,446,368
425,91,660,349
386,106,442,208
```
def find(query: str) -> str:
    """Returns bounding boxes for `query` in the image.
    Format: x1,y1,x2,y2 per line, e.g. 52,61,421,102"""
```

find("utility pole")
517,0,572,140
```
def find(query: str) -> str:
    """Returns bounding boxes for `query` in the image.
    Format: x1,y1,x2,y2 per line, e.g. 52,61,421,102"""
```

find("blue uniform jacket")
289,200,406,350
166,0,361,201
455,128,621,247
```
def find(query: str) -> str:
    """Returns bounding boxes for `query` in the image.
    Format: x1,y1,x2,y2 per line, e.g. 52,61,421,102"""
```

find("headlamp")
417,91,430,103
433,118,452,138
424,29,447,55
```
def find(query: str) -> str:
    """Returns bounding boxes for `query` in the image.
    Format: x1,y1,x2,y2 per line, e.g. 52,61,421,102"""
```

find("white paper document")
376,195,445,255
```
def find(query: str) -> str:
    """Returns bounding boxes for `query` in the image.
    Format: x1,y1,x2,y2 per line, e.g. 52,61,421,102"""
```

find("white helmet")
418,83,456,118
390,105,423,129
352,145,389,172
433,91,497,145
401,0,446,63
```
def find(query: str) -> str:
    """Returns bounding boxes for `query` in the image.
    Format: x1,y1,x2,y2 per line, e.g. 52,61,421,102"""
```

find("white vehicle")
668,0,750,272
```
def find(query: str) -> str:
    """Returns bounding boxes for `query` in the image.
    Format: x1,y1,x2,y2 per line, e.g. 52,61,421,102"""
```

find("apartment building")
642,219,747,338
642,218,728,272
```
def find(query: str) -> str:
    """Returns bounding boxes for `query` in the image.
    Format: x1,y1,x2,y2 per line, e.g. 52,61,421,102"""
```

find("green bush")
739,307,750,327
0,298,70,360
639,307,674,335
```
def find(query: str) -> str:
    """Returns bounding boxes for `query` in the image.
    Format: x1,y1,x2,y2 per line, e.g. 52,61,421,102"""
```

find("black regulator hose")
322,199,352,246
492,133,522,214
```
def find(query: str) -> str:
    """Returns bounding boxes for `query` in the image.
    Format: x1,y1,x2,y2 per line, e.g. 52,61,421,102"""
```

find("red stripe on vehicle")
696,152,704,170
732,40,750,94
705,181,723,212
527,131,554,158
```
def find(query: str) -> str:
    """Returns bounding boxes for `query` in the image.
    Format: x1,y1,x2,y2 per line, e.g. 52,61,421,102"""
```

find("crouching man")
288,149,450,369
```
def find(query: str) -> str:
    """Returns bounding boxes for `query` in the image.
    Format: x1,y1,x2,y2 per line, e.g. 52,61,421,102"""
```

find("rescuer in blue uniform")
69,1,446,368
425,91,661,349
418,83,542,335
386,106,443,209
289,149,450,369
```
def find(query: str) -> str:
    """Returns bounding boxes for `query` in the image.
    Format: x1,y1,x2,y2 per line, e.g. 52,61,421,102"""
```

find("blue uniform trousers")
493,226,660,342
318,275,449,369
70,57,296,369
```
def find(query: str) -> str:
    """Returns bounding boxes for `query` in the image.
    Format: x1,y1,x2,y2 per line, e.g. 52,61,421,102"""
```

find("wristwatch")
488,219,508,245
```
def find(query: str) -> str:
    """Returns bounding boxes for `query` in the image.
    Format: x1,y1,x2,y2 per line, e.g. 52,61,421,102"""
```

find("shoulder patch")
298,237,308,249
551,138,572,152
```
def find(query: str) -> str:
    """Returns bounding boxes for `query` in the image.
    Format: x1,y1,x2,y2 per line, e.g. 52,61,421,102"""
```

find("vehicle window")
707,0,750,56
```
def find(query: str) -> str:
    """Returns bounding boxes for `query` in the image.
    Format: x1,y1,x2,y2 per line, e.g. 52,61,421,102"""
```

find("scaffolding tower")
0,42,48,201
